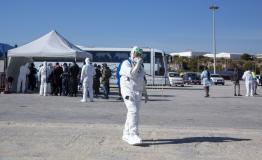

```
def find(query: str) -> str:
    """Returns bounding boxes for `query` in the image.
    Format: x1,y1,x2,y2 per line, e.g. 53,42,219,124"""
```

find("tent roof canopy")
8,30,91,61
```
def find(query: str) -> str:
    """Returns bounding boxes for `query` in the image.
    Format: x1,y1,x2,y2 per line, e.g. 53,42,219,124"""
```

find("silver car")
210,74,225,85
168,72,184,87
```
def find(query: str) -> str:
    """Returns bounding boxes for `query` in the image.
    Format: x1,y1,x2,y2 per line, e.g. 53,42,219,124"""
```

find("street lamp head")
209,5,219,10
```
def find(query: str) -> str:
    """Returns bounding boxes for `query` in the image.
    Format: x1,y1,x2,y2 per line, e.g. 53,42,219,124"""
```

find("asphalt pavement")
0,81,262,160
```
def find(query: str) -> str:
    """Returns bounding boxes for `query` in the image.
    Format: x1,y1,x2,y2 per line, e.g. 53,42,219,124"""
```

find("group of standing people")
38,61,80,97
79,59,112,102
36,59,112,101
200,66,261,97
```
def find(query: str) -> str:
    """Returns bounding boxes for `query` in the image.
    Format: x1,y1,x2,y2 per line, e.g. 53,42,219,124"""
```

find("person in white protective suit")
120,46,149,145
242,69,254,96
38,61,51,96
80,57,95,102
17,63,30,93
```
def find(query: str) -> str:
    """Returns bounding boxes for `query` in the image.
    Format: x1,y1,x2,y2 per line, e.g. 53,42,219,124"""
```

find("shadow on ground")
148,95,175,97
148,99,172,102
209,96,243,99
138,137,251,147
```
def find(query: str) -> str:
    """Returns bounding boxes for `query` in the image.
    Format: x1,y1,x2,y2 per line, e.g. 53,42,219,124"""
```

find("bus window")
155,52,165,76
114,51,130,62
91,51,129,63
142,52,151,63
91,51,150,63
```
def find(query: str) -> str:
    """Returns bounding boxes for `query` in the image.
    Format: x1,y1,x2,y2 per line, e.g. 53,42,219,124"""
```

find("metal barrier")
146,83,165,96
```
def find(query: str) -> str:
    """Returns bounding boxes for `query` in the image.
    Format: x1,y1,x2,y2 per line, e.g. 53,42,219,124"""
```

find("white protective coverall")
80,58,95,102
38,61,51,96
242,70,254,96
120,46,148,145
17,63,30,93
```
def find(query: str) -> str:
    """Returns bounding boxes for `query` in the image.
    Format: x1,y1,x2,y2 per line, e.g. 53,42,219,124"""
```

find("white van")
168,72,184,87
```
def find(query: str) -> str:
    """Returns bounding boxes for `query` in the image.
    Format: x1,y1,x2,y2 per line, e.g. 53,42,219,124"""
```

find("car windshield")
186,73,199,80
211,75,221,77
169,73,180,77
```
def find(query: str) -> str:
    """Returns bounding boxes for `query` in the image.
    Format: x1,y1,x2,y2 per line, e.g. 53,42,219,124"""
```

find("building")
203,52,242,60
169,51,209,58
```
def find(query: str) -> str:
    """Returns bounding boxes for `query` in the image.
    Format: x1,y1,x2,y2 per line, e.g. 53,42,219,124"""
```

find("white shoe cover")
122,134,129,143
80,99,87,102
123,134,142,145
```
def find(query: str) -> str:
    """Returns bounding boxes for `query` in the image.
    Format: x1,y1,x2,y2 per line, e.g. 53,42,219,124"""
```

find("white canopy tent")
8,30,91,60
7,30,91,92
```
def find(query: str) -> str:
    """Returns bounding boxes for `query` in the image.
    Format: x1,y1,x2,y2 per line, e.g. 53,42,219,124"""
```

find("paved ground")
0,81,262,160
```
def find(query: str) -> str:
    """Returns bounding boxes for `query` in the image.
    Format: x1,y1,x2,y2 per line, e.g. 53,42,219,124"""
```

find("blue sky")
0,0,262,53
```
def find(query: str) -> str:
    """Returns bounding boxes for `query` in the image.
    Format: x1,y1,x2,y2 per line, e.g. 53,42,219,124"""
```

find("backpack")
117,58,132,81
207,71,210,80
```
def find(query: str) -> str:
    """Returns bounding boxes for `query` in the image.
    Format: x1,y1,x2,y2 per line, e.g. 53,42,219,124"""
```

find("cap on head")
131,46,143,57
102,63,107,67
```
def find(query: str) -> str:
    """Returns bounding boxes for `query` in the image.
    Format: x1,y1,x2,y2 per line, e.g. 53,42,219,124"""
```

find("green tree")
243,61,254,71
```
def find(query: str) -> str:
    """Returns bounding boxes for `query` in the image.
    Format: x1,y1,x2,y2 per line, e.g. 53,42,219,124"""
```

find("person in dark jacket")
93,64,102,97
232,66,242,96
28,63,37,91
69,61,80,97
52,62,63,96
62,63,70,96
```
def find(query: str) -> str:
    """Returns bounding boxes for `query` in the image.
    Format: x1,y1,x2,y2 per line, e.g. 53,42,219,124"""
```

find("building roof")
203,52,242,59
169,51,209,57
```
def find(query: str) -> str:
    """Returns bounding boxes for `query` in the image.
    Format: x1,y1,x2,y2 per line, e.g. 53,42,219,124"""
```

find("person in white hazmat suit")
38,61,51,96
80,57,95,102
242,69,254,96
17,63,30,93
120,46,149,145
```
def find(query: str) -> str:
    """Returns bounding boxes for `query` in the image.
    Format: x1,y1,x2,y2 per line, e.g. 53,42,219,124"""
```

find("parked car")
168,72,184,87
210,74,225,85
182,72,201,85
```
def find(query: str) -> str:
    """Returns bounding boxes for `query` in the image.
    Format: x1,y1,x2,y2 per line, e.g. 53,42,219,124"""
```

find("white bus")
78,46,168,85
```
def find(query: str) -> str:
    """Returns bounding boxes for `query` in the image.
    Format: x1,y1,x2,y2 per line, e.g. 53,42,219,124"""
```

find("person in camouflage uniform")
101,63,111,99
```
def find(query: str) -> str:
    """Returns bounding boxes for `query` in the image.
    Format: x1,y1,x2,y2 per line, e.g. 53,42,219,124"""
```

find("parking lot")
0,81,262,160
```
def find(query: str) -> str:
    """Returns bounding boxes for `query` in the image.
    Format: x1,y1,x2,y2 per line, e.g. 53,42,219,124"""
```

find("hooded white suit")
242,70,254,96
120,46,147,145
81,58,95,102
17,63,30,93
39,61,51,96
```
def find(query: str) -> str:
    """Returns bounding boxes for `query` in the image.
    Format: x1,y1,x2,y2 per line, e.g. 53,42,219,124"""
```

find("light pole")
209,4,219,74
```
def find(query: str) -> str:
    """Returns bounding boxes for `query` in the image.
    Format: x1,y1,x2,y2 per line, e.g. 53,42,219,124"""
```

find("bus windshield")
155,52,165,76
